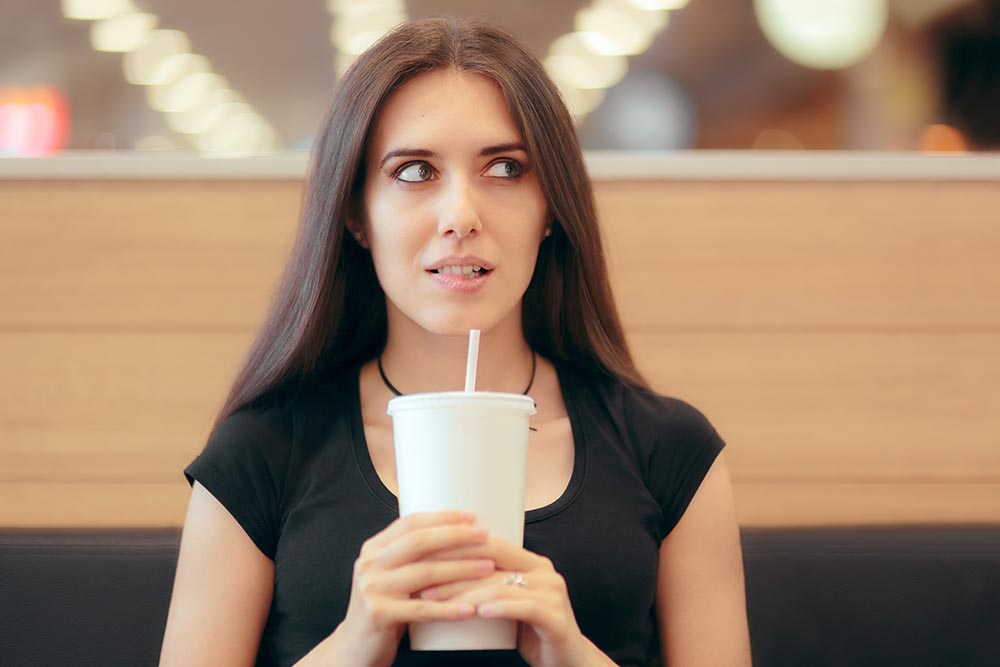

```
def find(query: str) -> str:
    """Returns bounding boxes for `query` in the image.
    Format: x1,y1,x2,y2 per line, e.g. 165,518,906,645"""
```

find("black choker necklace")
377,351,537,397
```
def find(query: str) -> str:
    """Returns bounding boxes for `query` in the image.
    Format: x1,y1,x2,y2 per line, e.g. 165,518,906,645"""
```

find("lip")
424,255,494,272
426,266,492,294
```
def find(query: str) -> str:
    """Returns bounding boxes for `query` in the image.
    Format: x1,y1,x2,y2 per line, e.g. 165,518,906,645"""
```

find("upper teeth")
438,265,483,275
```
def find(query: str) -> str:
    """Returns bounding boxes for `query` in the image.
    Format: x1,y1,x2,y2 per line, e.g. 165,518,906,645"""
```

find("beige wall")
2,171,999,527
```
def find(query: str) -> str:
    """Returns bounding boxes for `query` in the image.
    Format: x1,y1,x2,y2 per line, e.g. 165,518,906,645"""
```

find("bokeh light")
754,0,889,70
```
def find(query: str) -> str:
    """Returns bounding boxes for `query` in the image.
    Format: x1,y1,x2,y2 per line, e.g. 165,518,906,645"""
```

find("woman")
160,17,751,667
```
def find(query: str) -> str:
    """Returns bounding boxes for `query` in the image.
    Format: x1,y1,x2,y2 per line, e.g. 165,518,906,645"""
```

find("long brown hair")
217,17,646,424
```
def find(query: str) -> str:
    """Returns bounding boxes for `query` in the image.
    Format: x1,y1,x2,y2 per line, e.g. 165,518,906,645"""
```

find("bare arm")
159,482,274,667
656,452,752,666
163,486,500,667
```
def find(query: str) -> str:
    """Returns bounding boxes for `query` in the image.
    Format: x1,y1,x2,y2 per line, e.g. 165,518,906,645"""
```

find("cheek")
517,188,549,234
364,190,417,250
367,220,426,286
492,187,547,228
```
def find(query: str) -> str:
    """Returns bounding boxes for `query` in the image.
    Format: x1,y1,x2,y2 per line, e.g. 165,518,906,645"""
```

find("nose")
436,176,482,239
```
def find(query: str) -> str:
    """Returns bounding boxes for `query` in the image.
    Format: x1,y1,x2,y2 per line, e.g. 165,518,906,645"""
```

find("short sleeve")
626,391,726,540
184,405,292,560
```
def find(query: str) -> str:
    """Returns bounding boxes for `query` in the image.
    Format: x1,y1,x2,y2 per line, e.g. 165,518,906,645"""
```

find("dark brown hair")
217,16,646,424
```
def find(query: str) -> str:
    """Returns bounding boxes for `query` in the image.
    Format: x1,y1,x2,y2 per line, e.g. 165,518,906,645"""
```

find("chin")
414,306,510,338
420,318,495,338
387,294,524,339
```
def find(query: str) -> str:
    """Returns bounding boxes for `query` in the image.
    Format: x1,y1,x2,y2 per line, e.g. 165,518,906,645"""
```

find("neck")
378,308,534,395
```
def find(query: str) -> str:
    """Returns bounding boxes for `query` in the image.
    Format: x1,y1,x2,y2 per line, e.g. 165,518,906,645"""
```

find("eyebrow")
479,142,526,157
378,142,527,169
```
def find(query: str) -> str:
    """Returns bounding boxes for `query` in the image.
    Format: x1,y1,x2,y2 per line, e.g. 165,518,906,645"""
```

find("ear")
345,197,369,249
345,220,367,248
543,213,556,239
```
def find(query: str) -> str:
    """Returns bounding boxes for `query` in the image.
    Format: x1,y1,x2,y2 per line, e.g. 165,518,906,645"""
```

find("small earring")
543,227,552,238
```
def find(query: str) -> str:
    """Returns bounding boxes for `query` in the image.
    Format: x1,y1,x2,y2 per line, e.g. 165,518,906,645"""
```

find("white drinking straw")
464,329,481,392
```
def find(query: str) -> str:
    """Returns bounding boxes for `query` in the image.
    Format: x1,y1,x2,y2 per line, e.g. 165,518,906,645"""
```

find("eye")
396,162,435,183
484,159,524,179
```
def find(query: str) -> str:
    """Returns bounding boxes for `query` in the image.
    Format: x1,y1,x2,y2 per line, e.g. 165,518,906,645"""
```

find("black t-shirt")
185,361,725,667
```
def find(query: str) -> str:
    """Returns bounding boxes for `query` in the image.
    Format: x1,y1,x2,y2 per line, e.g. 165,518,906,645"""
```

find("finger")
417,543,492,562
376,599,480,624
417,537,536,567
446,575,560,609
371,511,476,547
376,558,495,594
444,583,561,629
476,598,560,631
379,524,489,568
418,575,488,601
480,536,549,572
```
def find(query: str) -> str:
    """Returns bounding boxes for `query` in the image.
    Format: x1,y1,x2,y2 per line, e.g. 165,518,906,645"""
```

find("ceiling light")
90,11,157,52
144,54,211,111
124,30,191,85
546,33,628,89
556,84,607,119
158,72,227,114
754,0,889,70
194,112,278,156
628,0,688,9
576,7,653,56
165,89,244,135
327,0,404,15
61,0,133,21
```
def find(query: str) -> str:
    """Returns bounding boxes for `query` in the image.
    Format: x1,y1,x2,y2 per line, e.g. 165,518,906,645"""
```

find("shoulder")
187,392,296,491
212,397,293,446
183,368,359,557
614,384,725,506
564,365,726,533
565,363,721,450
207,365,358,451
626,387,726,537
620,385,721,450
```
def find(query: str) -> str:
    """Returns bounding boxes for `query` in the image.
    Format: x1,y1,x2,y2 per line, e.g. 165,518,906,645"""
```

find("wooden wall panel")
0,181,297,326
632,332,1000,481
1,482,188,527
0,332,250,480
5,331,998,483
3,481,998,529
733,481,1000,526
4,478,999,529
4,181,999,329
2,175,999,527
601,182,1000,330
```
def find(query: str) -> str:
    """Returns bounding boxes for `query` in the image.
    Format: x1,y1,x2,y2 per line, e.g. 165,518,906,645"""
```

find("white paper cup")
386,391,536,651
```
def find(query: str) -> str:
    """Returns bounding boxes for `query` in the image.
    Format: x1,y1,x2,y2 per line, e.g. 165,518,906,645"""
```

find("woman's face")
358,69,549,338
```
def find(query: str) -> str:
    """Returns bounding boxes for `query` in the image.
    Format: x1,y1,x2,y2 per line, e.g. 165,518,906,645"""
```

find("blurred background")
3,0,1000,531
2,0,998,156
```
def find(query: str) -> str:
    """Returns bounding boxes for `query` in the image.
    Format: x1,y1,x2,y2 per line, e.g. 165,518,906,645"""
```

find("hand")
329,511,498,667
419,537,605,667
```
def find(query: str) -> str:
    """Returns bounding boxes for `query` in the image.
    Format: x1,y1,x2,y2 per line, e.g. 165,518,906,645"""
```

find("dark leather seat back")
0,529,180,667
742,525,1000,667
1,526,998,666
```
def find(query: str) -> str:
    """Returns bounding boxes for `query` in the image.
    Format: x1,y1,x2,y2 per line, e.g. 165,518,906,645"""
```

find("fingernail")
477,559,495,571
472,527,489,539
459,511,476,522
477,604,496,617
457,603,476,616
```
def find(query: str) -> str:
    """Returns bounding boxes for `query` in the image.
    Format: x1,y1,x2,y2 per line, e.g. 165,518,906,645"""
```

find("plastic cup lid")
386,391,536,416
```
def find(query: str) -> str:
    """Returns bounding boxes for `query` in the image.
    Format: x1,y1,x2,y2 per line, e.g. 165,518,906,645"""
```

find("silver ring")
503,572,527,588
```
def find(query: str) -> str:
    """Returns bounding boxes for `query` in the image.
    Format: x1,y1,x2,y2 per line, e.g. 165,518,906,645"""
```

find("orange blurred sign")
0,85,70,156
